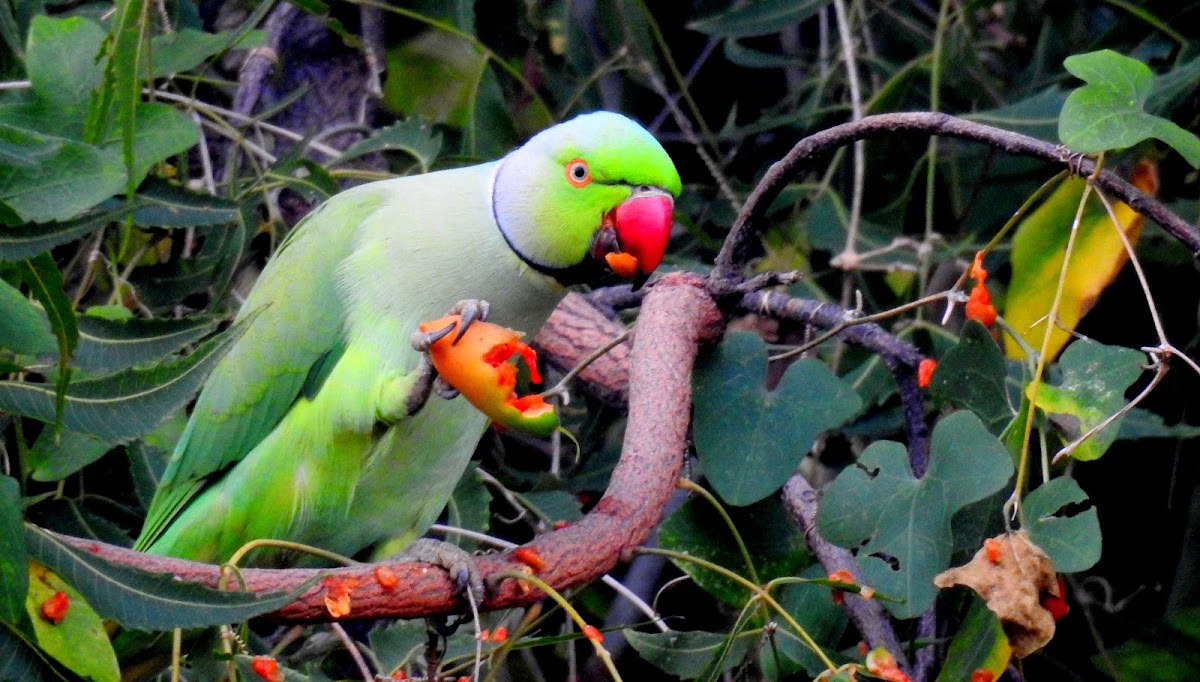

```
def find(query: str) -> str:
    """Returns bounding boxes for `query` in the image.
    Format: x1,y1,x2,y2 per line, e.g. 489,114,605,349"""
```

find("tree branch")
54,273,722,622
710,111,1200,291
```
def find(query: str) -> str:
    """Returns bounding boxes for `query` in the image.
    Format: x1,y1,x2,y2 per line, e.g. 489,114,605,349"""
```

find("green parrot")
134,112,681,568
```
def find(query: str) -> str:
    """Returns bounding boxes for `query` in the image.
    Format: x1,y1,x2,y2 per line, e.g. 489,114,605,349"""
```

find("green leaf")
1117,409,1200,440
0,278,55,356
150,28,264,77
0,313,247,443
73,313,222,374
0,626,57,681
99,102,199,190
26,429,114,483
659,496,810,607
25,561,119,682
627,629,756,680
0,476,27,625
967,86,1068,142
1059,50,1200,167
338,118,443,173
929,320,1012,432
0,205,128,263
934,593,1012,682
25,16,106,107
24,525,317,629
773,565,849,676
1028,339,1145,461
130,177,239,227
369,620,427,673
693,332,862,506
817,412,1014,618
1024,477,1101,573
0,123,124,223
18,253,78,427
688,0,830,38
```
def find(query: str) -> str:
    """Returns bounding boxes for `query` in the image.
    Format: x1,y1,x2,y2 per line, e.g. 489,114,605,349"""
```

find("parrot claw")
447,299,490,344
434,377,460,400
397,538,485,605
410,322,456,353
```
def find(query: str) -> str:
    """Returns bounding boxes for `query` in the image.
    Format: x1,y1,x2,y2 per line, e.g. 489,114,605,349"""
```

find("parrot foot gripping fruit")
418,314,560,437
406,299,494,415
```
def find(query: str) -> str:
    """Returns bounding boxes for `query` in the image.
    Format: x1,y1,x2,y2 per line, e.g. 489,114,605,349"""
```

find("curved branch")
56,273,722,622
710,112,1200,290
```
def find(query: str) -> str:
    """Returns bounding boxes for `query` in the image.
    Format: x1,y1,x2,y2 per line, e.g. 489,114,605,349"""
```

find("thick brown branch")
533,292,632,408
711,112,1200,289
56,273,722,622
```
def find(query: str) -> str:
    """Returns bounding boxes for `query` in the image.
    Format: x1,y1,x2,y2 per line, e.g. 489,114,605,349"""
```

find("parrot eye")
565,159,591,188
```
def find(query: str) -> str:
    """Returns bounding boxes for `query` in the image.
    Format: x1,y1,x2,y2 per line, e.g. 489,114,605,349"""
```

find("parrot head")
492,111,682,288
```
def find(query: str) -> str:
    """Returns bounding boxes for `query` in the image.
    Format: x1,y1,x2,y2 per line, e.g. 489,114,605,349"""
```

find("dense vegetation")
2,1,1200,680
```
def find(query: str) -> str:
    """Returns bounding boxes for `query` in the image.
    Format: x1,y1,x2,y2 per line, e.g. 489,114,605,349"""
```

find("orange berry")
984,537,1003,564
40,591,69,624
917,358,937,388
971,670,995,682
374,566,399,590
514,546,547,572
582,624,604,643
492,625,509,642
965,284,997,326
250,656,284,682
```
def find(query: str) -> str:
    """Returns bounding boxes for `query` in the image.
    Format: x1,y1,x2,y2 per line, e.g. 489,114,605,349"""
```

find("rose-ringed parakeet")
133,112,681,568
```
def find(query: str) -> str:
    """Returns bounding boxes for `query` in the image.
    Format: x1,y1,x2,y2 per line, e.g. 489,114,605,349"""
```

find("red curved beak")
593,191,673,288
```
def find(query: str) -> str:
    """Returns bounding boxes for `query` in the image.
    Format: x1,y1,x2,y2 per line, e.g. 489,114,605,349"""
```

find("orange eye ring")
565,159,591,187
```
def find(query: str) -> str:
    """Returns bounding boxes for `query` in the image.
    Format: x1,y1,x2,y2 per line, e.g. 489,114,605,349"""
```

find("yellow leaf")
1004,161,1158,359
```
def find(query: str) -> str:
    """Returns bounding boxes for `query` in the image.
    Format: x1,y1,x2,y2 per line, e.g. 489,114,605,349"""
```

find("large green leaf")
1059,50,1200,167
150,28,264,78
0,124,124,223
72,313,222,374
1024,477,1101,573
1028,339,1145,462
0,314,247,443
0,626,56,681
627,629,757,680
658,496,810,607
99,102,198,190
129,177,239,227
25,15,105,107
928,320,1012,432
772,565,849,676
25,561,119,682
25,429,114,483
0,476,27,625
18,253,78,426
817,412,1014,618
24,525,316,630
693,332,862,506
0,205,128,263
337,118,443,173
0,278,54,356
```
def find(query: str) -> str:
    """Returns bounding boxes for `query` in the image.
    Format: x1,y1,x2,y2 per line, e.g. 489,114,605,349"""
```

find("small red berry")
984,537,1003,564
250,656,284,682
582,624,604,643
971,670,995,682
492,625,509,642
40,591,69,624
917,358,937,388
374,566,399,590
514,547,547,572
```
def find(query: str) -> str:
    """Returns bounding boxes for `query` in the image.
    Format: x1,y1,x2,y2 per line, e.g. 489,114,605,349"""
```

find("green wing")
135,188,384,552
